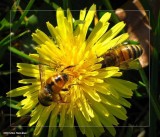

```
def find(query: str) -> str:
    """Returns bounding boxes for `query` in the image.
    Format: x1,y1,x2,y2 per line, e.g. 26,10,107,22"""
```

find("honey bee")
101,44,143,69
38,64,73,106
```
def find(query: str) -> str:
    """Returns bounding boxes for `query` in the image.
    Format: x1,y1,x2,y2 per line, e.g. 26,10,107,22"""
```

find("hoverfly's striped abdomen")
38,73,69,106
101,44,143,68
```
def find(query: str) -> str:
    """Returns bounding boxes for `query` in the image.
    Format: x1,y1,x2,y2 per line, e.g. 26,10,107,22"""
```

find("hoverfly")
101,42,143,69
38,63,73,106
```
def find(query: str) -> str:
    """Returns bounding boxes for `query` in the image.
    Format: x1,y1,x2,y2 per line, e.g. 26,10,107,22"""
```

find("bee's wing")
127,59,142,70
119,59,142,70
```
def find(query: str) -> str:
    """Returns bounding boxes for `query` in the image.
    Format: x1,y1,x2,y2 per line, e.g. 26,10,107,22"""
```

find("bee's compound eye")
55,75,62,82
62,73,68,82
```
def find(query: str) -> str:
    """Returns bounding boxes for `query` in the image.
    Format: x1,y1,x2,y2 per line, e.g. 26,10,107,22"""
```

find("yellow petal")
83,99,94,118
85,127,94,137
48,116,57,137
99,12,111,22
107,78,135,97
56,8,68,40
102,33,129,49
106,105,128,120
79,8,86,21
17,63,38,69
29,105,44,126
6,85,38,97
23,88,38,98
16,99,37,117
96,21,126,45
32,29,53,45
67,9,73,31
90,100,109,117
46,21,62,45
81,84,101,102
18,79,38,84
100,95,121,108
90,114,105,136
75,109,95,137
106,84,120,99
63,127,77,137
78,4,96,44
63,114,76,137
74,110,85,133
59,105,67,130
96,33,129,56
86,22,109,48
97,67,122,78
76,98,91,121
17,63,39,77
84,4,96,31
118,97,131,107
48,104,60,137
82,78,95,86
100,117,116,136
34,106,53,136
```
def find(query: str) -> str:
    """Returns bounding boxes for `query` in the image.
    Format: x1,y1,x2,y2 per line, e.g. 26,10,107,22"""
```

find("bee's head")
61,73,69,82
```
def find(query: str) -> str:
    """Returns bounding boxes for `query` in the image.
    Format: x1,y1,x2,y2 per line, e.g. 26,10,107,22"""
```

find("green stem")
10,0,21,22
138,68,149,92
8,46,39,63
139,68,160,120
63,0,71,16
44,0,60,10
0,33,14,47
101,0,119,23
12,0,35,31
102,0,125,33
1,30,30,47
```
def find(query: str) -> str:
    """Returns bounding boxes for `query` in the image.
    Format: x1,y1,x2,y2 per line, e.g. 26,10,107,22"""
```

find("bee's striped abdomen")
101,44,143,68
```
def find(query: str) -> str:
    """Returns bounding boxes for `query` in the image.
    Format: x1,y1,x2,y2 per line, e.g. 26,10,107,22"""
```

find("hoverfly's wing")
38,55,57,85
39,57,46,88
119,59,142,70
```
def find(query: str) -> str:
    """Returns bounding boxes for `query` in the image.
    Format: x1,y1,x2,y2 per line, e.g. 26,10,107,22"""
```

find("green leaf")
27,15,38,25
8,46,39,63
44,0,60,10
0,0,20,30
0,96,21,110
0,30,30,61
0,64,3,68
123,40,140,45
12,0,36,31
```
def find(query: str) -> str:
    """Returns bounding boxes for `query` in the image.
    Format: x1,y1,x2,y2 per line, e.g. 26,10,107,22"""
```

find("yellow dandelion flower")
7,4,137,137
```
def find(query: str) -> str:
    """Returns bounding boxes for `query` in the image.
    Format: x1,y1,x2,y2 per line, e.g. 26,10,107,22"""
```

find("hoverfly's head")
61,73,69,82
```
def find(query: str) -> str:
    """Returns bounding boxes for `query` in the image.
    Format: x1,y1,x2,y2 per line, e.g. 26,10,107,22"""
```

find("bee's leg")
61,84,79,92
61,88,68,91
68,84,79,89
58,93,63,102
58,92,70,103
57,88,67,103
119,61,130,69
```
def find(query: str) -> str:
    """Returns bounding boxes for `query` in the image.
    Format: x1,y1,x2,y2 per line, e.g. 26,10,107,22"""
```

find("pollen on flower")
6,4,138,137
